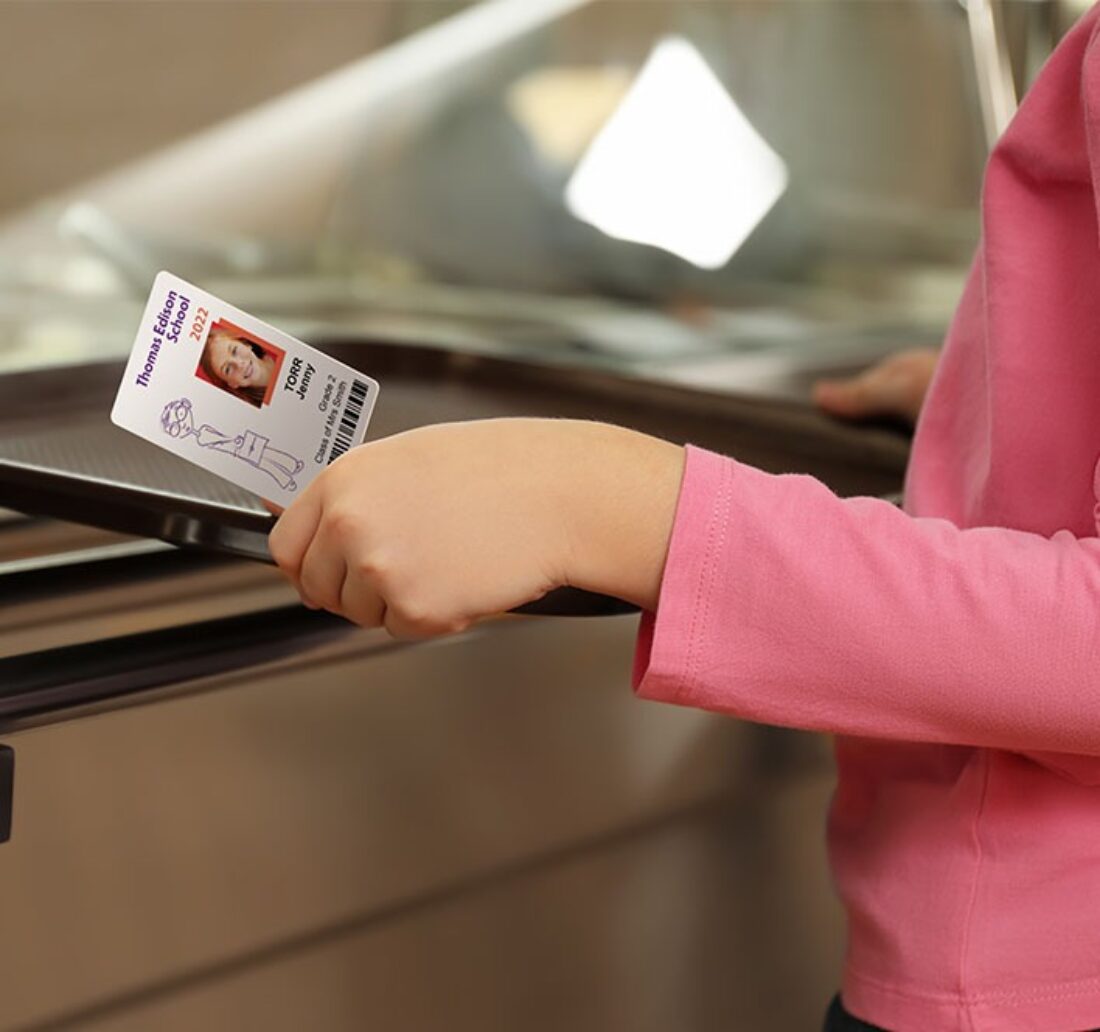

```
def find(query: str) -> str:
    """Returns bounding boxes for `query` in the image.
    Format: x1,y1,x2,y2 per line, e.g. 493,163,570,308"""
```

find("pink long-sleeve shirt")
634,8,1100,1030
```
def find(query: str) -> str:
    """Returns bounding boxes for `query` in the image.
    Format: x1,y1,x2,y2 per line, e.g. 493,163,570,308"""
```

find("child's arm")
270,418,1100,757
268,418,684,639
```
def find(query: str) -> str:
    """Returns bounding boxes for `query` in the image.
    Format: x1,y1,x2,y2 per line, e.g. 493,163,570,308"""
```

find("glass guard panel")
0,0,1060,383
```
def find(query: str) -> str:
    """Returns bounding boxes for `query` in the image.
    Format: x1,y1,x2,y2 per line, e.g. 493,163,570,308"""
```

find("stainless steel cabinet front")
0,615,838,1032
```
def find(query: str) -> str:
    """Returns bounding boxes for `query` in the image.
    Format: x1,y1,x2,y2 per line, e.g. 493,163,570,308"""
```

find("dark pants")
822,996,885,1032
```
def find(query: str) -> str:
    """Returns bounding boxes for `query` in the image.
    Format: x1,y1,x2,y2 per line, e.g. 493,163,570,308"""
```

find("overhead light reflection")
565,36,788,270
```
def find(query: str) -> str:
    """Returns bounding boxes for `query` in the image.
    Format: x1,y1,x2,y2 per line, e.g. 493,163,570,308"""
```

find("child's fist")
267,419,684,638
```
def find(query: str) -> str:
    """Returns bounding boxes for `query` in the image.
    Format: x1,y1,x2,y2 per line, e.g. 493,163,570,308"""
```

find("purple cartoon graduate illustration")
161,398,304,491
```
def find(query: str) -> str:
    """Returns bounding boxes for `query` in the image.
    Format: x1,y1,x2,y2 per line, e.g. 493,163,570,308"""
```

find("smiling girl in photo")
199,326,279,407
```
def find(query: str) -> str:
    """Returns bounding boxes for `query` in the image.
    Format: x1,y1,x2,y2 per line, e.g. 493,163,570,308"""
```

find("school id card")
111,271,379,507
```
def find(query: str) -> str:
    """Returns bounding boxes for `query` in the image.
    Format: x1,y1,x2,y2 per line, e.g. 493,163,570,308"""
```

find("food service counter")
0,340,908,1031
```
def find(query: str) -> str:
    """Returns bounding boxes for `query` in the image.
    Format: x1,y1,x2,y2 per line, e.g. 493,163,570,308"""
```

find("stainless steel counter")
0,336,898,1031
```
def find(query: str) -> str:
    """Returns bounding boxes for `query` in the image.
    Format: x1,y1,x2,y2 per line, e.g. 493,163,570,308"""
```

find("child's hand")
267,419,685,638
812,347,940,426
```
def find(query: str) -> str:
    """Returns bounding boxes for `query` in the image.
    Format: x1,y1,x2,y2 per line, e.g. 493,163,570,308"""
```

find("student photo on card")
196,320,285,408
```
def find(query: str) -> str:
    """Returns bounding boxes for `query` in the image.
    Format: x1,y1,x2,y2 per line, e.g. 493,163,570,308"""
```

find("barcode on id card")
327,379,370,464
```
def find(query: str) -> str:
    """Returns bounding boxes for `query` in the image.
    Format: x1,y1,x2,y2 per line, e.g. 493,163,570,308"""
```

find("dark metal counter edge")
0,543,233,607
0,605,355,727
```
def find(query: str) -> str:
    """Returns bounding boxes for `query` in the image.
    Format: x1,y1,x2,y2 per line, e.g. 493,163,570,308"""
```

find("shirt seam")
849,965,1100,1007
1081,13,1100,235
957,748,993,1031
676,454,732,705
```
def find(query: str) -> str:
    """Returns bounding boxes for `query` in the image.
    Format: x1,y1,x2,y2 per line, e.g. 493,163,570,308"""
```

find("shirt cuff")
633,444,734,706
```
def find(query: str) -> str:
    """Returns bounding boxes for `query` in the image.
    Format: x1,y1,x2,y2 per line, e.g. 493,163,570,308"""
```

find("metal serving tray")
0,339,909,615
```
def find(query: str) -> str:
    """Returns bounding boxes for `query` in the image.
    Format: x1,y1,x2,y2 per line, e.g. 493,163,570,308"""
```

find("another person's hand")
268,419,685,638
812,347,940,426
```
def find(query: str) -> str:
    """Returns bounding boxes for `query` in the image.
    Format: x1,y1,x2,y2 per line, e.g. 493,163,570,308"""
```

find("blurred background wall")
0,0,470,218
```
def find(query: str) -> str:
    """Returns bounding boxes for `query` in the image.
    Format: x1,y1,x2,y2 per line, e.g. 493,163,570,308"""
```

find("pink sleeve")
634,445,1100,756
